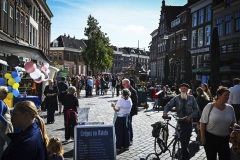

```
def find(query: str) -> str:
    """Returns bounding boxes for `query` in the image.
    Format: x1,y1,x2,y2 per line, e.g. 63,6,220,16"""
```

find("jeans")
0,122,11,158
129,115,133,142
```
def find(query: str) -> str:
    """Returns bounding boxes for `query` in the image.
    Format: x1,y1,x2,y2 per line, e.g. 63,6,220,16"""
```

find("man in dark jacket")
122,78,138,145
57,77,68,114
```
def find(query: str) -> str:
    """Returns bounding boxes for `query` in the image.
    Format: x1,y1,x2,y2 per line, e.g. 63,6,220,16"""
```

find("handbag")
198,103,214,142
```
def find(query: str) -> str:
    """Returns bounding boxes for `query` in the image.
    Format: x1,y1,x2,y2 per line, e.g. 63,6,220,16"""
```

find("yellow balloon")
7,92,13,100
8,78,15,86
4,73,12,79
12,83,20,89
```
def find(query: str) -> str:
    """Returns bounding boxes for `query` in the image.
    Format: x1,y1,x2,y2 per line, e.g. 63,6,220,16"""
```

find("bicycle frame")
155,119,181,158
147,115,186,159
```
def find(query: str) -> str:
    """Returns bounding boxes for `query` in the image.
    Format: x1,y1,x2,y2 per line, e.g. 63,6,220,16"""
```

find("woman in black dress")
62,86,79,141
44,79,59,124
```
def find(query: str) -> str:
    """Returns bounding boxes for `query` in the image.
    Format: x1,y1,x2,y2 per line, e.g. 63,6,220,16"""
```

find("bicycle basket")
151,121,166,138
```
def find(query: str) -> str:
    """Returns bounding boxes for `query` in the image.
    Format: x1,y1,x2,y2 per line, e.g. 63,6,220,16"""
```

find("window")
191,30,197,48
32,27,35,46
225,15,231,35
53,42,58,47
197,55,202,68
25,17,29,41
74,54,77,60
20,13,25,38
216,18,223,36
29,24,32,45
10,6,14,35
227,44,233,52
199,9,204,25
66,53,70,60
192,12,197,27
204,54,210,67
198,28,203,47
221,45,227,53
16,10,20,37
54,53,57,60
59,53,62,60
206,6,211,22
235,11,240,31
205,25,211,46
3,0,8,31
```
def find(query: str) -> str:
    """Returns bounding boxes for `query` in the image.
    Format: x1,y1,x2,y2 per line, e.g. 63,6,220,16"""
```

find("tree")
184,50,192,84
210,26,220,96
82,15,114,75
163,54,170,85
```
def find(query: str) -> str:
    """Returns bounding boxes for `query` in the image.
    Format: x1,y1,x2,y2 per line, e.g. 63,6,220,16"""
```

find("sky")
47,0,187,51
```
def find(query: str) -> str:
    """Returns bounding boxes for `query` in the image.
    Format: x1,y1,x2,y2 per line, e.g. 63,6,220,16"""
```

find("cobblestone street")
43,91,207,160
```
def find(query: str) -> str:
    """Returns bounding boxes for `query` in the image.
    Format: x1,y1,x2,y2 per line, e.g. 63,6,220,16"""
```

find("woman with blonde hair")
62,86,79,141
1,101,49,160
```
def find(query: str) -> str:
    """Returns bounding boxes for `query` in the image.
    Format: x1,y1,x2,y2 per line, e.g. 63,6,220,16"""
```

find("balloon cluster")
0,72,22,99
24,61,50,83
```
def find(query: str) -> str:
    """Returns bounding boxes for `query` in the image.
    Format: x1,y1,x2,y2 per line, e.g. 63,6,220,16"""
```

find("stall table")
13,96,41,109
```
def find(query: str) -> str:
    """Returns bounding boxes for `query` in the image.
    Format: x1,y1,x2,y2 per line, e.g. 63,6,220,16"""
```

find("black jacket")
129,87,138,116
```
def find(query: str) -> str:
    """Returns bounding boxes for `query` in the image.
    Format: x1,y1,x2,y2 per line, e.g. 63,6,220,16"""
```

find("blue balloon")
14,76,21,83
0,78,5,86
11,72,18,78
12,89,20,97
7,86,13,92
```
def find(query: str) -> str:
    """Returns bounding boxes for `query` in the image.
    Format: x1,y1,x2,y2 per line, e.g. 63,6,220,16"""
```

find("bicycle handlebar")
162,114,188,122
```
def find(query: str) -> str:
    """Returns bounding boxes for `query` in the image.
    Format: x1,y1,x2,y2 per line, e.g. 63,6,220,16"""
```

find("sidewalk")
43,91,207,160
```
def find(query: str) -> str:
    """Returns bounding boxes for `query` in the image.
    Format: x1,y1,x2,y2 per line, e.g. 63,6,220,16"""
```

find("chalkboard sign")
74,125,116,160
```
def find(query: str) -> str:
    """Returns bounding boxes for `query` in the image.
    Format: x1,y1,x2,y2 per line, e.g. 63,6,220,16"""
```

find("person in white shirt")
228,78,240,124
200,87,237,160
112,88,132,153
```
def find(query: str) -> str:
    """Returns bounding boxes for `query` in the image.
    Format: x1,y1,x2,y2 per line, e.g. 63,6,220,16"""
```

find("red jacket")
153,89,158,99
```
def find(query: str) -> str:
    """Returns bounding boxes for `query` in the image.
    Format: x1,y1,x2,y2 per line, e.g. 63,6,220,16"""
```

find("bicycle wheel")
172,139,182,160
145,153,159,160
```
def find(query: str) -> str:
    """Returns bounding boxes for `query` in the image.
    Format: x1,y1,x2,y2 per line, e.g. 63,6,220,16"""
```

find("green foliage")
82,15,114,75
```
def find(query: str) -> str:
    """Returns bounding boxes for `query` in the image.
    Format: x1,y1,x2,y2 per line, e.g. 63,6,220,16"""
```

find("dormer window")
53,42,58,47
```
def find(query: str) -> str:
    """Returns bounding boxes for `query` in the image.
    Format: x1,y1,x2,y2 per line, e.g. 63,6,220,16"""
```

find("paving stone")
43,90,208,160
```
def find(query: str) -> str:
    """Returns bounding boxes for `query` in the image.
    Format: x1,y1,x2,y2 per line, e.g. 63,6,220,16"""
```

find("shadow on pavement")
63,149,73,158
98,96,112,99
189,142,200,158
54,127,65,131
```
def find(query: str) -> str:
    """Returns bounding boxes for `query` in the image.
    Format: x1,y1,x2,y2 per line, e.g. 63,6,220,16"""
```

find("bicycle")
146,114,187,160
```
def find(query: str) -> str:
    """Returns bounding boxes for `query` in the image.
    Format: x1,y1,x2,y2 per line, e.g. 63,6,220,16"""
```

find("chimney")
68,34,70,38
64,33,66,36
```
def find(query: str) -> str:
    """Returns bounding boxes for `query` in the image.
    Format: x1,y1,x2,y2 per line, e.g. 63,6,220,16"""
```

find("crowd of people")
0,73,240,159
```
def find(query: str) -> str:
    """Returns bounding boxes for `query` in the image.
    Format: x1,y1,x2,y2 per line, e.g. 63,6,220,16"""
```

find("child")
47,137,64,160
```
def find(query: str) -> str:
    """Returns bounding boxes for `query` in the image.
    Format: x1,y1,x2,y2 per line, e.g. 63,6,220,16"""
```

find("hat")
179,83,190,88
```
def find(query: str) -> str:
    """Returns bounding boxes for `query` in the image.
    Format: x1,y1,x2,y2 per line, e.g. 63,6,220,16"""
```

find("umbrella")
210,26,220,96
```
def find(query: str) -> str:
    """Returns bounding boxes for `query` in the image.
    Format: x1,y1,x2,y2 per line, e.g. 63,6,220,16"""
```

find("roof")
50,35,87,50
120,47,150,56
